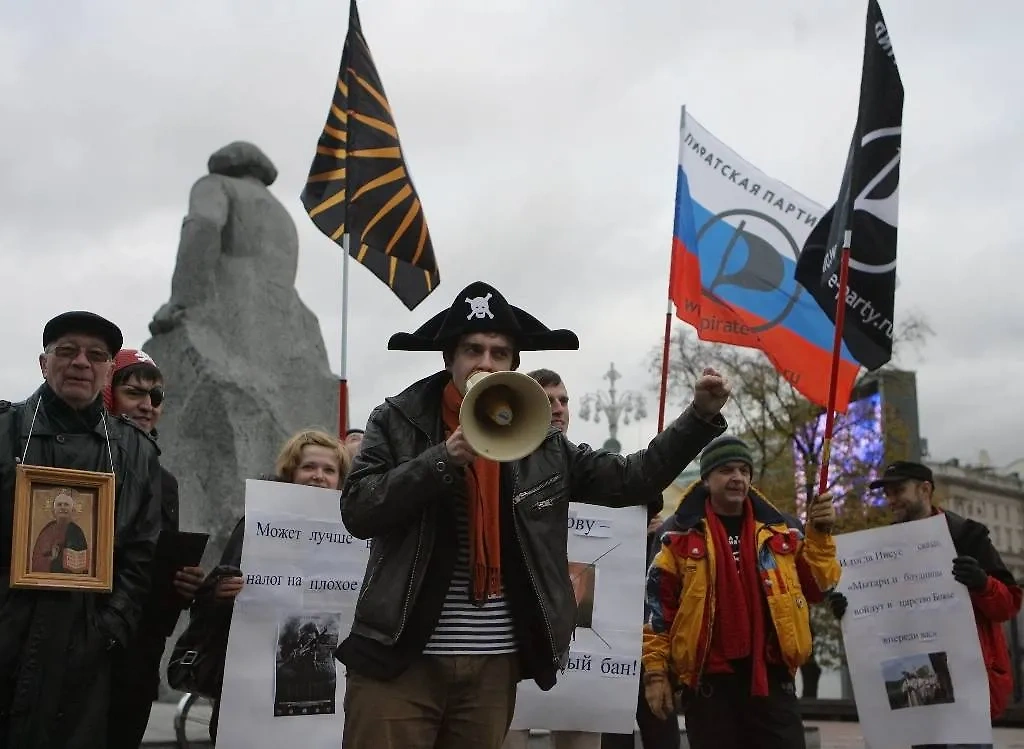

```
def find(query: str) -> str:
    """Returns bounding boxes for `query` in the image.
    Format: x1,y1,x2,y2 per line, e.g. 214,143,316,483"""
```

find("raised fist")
691,367,731,419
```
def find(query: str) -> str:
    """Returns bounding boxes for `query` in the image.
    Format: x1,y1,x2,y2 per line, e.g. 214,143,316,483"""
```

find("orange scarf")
442,381,503,604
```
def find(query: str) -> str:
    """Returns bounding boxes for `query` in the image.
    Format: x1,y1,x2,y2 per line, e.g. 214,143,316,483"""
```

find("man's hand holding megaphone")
446,426,479,467
691,367,732,420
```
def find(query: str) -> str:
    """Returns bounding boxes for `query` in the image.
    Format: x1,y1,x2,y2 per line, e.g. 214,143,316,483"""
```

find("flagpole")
338,233,351,438
657,105,687,433
816,229,853,494
657,298,672,434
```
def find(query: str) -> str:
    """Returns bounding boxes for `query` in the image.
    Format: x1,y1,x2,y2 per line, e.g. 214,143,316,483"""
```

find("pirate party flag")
795,0,903,371
301,0,440,310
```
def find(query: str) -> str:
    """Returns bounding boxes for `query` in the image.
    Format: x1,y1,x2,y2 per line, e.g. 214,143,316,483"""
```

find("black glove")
96,607,129,651
828,591,848,620
952,556,988,591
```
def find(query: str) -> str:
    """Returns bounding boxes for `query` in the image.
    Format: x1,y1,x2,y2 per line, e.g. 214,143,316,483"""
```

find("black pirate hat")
388,281,579,352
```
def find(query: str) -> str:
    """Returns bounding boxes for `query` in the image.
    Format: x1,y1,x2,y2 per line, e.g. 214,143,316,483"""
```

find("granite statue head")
207,141,278,186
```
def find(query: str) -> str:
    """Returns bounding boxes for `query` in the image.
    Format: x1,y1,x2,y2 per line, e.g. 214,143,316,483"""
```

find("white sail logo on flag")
850,126,901,275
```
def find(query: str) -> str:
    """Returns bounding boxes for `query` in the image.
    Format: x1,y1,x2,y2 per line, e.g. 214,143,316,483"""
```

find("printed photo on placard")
273,613,341,717
881,651,955,710
568,561,596,628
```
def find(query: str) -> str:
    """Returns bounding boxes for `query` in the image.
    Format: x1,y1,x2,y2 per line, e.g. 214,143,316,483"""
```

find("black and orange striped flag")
301,0,439,310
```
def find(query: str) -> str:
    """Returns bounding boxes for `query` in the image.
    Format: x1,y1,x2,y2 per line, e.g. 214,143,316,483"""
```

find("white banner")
836,514,993,749
216,480,368,747
510,504,646,734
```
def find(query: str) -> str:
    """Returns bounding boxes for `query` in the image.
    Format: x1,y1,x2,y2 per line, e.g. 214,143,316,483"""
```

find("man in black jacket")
337,282,731,749
103,349,205,749
0,312,162,749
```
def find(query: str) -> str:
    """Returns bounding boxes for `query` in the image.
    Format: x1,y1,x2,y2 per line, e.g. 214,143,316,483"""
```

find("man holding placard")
337,281,731,749
828,460,1022,719
503,367,609,749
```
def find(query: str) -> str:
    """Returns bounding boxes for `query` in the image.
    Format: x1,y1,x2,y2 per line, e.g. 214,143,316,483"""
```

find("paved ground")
805,720,1024,749
145,699,208,747
143,700,1024,748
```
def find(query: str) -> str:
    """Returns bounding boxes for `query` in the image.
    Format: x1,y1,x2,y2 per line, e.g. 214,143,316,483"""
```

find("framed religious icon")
9,464,115,592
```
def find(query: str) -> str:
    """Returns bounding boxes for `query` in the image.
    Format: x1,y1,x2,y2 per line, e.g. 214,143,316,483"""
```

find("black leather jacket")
337,370,725,690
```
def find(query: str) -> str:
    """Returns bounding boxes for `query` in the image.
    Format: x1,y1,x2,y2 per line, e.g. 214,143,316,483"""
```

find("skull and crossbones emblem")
465,293,494,320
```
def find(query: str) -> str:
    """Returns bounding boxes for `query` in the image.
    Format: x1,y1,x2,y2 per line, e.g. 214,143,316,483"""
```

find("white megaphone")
459,371,553,462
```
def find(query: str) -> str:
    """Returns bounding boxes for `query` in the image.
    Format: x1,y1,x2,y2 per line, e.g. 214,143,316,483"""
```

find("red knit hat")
103,349,161,411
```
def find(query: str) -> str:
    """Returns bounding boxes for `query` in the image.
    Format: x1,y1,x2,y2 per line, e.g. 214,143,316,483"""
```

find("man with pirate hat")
337,282,732,749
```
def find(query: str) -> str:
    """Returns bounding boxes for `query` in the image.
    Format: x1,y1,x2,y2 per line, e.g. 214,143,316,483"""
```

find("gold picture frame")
10,464,115,592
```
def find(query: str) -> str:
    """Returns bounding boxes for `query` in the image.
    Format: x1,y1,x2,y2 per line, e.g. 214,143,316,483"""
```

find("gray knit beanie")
699,435,754,479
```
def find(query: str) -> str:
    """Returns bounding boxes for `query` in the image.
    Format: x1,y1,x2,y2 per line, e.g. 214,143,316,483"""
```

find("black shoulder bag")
166,565,239,698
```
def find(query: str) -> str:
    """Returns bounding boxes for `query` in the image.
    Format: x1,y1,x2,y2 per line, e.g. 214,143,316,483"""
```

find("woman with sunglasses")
103,348,207,749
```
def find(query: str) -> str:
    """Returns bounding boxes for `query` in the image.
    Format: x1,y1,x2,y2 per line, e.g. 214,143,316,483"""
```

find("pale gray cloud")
1,0,1021,469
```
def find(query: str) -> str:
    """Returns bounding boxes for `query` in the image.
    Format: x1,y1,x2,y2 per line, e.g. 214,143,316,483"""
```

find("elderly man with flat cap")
337,282,732,749
0,311,162,749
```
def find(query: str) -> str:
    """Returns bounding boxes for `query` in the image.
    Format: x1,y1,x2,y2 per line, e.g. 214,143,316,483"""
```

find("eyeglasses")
47,344,112,363
118,385,165,407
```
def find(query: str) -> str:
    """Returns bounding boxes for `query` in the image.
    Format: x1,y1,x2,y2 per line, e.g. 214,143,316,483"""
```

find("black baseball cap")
869,461,933,490
43,311,123,356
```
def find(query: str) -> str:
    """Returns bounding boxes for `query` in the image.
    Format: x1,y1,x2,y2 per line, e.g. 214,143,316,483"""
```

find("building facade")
928,459,1024,582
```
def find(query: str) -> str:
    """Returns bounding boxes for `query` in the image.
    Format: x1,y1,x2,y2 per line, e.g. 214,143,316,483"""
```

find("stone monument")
144,141,337,561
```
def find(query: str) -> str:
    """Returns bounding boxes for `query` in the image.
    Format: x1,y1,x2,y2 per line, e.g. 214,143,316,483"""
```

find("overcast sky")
2,0,1020,469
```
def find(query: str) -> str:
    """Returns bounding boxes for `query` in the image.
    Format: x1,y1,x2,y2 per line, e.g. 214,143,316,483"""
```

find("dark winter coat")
0,384,162,749
336,369,726,691
110,467,186,701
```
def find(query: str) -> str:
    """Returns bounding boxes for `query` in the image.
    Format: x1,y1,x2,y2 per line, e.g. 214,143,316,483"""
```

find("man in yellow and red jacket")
641,436,840,749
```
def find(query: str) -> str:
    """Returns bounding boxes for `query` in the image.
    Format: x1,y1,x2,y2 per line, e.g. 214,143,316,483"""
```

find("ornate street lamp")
578,362,647,453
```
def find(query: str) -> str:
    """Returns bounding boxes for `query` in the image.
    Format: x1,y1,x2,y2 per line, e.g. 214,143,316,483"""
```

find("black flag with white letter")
795,0,903,371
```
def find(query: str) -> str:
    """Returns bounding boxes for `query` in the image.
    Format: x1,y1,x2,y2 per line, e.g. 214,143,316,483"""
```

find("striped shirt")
423,496,518,655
